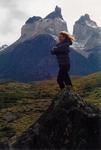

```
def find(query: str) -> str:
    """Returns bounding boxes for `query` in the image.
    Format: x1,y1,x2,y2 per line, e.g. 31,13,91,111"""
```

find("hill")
0,72,100,145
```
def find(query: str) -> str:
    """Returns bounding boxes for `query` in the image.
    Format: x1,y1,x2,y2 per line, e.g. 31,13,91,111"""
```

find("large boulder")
8,91,101,150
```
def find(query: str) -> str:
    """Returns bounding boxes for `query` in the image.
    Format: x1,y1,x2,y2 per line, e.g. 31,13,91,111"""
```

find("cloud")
0,0,27,34
0,0,26,19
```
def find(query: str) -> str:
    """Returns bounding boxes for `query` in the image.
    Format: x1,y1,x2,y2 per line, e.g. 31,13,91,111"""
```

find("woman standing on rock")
51,31,74,90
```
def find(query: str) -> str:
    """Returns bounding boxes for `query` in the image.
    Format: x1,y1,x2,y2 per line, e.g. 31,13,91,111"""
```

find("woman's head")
58,31,75,43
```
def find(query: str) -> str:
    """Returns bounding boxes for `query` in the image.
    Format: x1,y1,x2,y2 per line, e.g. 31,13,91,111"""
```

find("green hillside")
0,72,100,142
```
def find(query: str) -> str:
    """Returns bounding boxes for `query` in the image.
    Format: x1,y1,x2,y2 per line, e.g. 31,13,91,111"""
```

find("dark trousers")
57,64,72,89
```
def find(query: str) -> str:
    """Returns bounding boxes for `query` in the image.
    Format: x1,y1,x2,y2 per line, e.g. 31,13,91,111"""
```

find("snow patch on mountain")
72,42,91,58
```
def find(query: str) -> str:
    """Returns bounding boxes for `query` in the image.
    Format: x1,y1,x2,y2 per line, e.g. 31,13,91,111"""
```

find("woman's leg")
57,67,65,90
64,72,72,87
63,64,73,87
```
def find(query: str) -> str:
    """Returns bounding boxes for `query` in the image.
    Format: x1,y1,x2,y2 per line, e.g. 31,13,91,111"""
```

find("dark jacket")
51,39,72,66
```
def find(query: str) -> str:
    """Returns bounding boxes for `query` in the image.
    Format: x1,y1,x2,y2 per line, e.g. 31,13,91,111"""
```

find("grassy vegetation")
73,72,101,107
0,72,100,142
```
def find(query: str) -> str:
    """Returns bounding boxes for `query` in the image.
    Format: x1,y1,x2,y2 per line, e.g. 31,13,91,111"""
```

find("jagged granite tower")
19,6,67,42
73,14,101,50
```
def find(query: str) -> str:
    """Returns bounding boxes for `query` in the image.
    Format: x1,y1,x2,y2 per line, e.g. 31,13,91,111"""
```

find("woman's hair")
59,31,75,42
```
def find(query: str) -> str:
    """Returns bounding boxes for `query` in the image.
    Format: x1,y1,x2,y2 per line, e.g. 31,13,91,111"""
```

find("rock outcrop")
2,91,100,150
45,6,63,19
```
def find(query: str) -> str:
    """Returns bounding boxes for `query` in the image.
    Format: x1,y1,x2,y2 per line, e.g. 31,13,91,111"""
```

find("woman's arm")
51,41,72,55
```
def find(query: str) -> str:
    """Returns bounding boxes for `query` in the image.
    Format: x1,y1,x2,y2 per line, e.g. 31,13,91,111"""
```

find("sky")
0,0,101,45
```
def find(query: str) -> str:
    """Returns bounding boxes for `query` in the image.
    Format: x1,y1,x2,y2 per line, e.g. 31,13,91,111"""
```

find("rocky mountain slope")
0,34,56,82
1,90,101,150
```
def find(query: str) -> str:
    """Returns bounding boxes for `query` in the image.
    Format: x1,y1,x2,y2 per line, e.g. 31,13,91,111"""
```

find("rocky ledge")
1,91,101,150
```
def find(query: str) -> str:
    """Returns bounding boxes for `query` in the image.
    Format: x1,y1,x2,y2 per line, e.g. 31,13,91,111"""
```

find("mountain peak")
73,13,100,50
45,6,63,19
55,5,61,14
76,14,97,27
82,14,90,20
84,13,90,18
19,6,67,43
